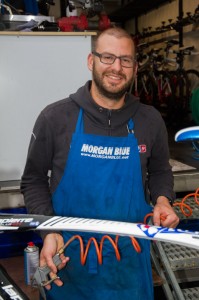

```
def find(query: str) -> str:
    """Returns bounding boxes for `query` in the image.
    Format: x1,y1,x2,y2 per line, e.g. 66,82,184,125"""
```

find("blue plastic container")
0,207,42,258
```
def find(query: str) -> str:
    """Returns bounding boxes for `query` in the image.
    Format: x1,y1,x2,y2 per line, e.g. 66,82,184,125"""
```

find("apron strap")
127,118,134,134
75,108,84,133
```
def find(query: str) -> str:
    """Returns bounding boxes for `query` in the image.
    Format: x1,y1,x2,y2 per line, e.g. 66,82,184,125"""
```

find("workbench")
0,256,39,300
0,255,164,300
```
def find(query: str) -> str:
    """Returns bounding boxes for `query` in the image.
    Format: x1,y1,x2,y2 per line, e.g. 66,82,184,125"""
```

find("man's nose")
112,57,123,70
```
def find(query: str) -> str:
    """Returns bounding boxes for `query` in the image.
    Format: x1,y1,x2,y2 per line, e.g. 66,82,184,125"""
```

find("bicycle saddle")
175,126,199,142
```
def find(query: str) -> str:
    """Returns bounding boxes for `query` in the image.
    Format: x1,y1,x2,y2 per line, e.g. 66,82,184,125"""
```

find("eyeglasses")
92,51,135,68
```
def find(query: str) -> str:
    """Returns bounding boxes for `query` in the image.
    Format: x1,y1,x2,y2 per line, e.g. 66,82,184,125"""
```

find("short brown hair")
93,27,135,52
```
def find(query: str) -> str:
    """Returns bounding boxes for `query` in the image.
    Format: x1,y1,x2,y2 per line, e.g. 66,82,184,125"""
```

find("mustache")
103,70,126,80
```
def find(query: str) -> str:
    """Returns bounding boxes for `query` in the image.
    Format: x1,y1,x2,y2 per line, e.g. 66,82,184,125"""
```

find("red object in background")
58,13,111,32
98,14,111,30
58,15,87,31
58,14,89,31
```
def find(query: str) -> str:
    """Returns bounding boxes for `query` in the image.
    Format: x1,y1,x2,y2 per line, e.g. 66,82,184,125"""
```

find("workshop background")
0,0,199,299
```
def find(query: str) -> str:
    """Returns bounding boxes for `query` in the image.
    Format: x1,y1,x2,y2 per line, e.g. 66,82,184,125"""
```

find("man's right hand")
40,233,70,289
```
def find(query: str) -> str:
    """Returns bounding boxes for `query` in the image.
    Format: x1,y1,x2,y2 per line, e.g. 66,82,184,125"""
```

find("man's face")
88,35,137,101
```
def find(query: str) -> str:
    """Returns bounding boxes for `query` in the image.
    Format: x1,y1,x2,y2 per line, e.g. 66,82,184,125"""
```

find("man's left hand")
153,196,179,228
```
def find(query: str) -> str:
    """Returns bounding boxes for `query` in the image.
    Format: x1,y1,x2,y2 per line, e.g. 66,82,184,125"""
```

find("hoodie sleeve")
20,111,55,217
147,114,175,204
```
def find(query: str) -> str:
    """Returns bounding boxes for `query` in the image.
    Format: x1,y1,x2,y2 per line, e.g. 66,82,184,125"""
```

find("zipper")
107,110,112,136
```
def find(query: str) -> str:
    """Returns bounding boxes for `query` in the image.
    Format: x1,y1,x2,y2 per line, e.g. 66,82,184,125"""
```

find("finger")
57,256,70,271
45,272,63,290
59,253,70,264
45,256,58,274
152,211,161,226
44,256,70,289
49,271,63,287
53,277,64,287
160,215,179,228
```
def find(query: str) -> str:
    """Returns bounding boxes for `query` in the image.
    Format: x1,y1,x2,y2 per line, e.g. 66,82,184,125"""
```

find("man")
21,27,179,299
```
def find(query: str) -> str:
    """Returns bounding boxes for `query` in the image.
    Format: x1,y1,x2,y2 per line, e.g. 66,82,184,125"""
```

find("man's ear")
87,53,93,71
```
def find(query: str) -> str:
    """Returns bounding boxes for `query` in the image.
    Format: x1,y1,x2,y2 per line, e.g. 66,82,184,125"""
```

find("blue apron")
46,109,153,300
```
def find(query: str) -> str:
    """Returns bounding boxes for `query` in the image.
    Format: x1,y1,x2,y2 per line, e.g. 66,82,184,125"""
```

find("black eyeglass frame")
92,51,136,68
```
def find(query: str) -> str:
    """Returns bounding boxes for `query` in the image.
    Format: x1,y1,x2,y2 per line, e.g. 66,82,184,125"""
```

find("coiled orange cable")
173,187,199,217
61,188,199,265
144,188,199,223
62,234,141,265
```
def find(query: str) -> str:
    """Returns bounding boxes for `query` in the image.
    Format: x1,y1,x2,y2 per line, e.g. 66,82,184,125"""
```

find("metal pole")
178,0,184,67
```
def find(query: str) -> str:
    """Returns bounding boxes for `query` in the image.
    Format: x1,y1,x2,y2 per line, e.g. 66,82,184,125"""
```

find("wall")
0,33,93,183
125,0,199,70
137,0,198,34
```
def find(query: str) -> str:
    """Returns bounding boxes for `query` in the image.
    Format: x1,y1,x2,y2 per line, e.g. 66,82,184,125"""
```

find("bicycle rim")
137,72,157,106
156,71,175,125
173,71,190,110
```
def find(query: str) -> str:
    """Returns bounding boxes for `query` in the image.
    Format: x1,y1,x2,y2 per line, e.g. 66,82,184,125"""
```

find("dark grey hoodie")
21,81,174,217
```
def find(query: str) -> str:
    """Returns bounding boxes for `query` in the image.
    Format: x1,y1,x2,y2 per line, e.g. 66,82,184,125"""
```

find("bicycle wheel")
155,71,176,125
132,71,157,106
186,69,199,93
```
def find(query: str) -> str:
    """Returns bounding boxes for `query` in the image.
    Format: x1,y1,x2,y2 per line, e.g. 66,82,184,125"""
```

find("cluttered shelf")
0,31,96,36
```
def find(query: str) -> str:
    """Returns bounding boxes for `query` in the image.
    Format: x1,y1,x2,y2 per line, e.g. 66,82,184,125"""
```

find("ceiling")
106,0,174,23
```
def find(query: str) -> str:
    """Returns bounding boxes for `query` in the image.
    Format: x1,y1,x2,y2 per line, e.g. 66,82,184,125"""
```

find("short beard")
92,67,132,101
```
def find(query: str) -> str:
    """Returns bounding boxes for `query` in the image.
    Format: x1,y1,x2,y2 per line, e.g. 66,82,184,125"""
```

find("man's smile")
105,72,126,83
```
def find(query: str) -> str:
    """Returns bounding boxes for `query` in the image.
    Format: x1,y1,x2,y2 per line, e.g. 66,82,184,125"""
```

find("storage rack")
151,197,199,299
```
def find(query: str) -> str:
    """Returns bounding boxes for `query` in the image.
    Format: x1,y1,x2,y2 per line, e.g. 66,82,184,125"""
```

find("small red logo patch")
139,145,146,153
